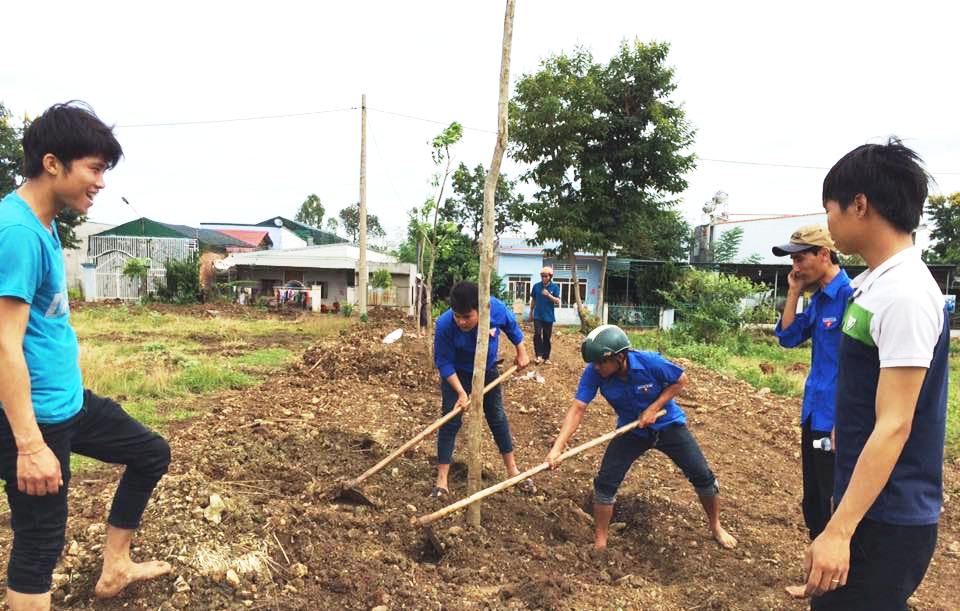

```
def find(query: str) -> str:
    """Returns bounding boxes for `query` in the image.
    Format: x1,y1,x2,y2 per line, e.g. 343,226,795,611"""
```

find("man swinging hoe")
545,325,738,551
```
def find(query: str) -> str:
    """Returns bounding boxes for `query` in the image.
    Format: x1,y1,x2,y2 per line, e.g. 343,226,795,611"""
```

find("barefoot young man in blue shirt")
0,102,172,610
798,139,947,610
544,325,737,551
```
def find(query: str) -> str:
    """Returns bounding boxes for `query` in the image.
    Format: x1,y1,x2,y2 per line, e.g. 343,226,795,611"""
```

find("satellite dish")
274,218,283,227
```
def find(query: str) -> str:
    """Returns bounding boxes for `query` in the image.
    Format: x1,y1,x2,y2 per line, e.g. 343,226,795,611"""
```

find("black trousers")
0,390,170,594
801,418,835,540
533,319,554,360
811,519,937,611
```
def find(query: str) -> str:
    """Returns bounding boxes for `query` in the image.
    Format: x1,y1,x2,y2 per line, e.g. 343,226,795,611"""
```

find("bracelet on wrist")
17,446,45,457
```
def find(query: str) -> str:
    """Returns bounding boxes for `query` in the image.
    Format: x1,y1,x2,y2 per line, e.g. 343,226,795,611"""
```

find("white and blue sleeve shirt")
834,246,948,526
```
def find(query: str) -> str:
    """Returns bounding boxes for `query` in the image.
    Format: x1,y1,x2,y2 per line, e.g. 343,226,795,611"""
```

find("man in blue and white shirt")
797,139,947,610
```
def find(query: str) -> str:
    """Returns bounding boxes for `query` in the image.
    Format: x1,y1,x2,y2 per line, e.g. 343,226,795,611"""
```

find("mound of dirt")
4,313,957,610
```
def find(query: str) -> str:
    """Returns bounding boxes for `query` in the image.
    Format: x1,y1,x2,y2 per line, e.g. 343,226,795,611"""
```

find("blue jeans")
437,369,514,464
594,423,717,505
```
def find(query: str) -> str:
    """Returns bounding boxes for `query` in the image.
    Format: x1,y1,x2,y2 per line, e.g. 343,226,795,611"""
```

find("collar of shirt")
849,245,919,296
816,268,851,300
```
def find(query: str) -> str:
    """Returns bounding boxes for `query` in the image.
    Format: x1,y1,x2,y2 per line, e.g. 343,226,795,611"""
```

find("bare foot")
95,559,172,598
712,525,738,549
785,584,808,599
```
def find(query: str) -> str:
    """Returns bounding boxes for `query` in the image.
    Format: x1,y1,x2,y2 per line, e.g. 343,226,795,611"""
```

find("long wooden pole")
358,94,368,316
343,366,517,488
418,409,666,526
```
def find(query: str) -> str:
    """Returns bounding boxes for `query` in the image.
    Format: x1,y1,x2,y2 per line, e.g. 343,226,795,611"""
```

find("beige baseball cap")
772,224,836,256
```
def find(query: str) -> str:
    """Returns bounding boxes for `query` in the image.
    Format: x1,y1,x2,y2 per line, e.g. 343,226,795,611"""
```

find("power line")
109,104,959,176
116,107,357,128
368,107,497,135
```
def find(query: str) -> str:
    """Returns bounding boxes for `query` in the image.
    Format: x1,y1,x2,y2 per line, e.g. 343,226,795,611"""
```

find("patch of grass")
234,348,292,368
629,328,959,457
173,363,258,394
63,304,347,473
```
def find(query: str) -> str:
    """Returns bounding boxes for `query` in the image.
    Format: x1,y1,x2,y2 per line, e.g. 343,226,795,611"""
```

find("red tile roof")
217,229,271,247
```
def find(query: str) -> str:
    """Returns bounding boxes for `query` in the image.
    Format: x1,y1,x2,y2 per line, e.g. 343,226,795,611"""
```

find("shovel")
416,409,667,548
334,364,520,506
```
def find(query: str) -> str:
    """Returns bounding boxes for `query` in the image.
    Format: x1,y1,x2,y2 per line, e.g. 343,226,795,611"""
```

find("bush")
658,270,763,342
341,303,354,317
157,253,201,304
67,286,83,301
371,268,392,290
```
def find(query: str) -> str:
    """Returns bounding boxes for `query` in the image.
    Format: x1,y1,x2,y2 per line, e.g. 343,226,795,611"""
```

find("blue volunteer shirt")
0,191,83,423
434,297,524,379
531,280,560,323
575,350,686,437
774,269,853,431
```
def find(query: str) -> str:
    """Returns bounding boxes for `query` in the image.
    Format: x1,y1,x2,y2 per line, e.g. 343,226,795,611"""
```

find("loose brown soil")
2,307,957,610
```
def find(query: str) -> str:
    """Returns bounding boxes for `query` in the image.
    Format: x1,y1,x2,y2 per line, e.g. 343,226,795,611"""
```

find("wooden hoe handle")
346,365,519,488
417,409,668,526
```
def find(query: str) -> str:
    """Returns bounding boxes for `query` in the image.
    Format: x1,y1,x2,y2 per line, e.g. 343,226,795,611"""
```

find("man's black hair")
822,137,931,233
450,281,479,315
22,101,123,178
802,245,840,265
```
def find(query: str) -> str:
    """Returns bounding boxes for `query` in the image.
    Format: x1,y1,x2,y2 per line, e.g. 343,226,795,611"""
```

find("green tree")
1,103,85,248
440,163,524,244
712,226,744,263
325,217,339,235
925,192,960,263
371,268,392,290
1,102,22,195
511,41,695,324
294,193,324,228
658,269,762,342
424,122,464,357
122,257,151,300
338,202,385,243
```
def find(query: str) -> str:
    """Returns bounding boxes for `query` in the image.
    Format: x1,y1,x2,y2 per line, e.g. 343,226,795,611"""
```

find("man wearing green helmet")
545,325,737,551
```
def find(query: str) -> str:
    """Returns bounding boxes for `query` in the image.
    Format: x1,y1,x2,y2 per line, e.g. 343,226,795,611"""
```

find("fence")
86,236,196,300
606,305,662,329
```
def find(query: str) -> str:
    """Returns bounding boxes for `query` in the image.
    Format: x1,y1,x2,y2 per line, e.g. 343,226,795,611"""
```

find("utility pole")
358,94,368,316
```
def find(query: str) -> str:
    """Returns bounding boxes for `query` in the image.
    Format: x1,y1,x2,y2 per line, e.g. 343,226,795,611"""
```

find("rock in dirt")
173,575,191,593
203,494,227,524
225,569,241,589
290,562,309,578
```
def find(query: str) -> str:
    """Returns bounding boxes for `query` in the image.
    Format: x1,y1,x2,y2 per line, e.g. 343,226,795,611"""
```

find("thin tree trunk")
415,234,425,332
596,250,608,316
467,0,515,528
426,161,454,360
568,248,589,332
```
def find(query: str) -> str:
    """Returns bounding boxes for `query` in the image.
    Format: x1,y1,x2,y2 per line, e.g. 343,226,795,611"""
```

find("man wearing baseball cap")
772,224,853,598
529,266,561,364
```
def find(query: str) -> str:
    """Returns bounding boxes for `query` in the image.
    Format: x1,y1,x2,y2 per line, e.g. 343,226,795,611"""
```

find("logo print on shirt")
636,384,654,393
822,317,837,328
843,315,857,332
45,291,70,318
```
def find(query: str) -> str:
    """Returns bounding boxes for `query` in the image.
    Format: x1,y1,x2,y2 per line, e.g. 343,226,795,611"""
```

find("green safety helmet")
581,324,631,363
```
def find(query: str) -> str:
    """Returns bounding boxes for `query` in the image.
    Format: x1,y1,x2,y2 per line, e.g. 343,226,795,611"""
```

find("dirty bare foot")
95,559,172,598
785,584,807,598
712,525,738,549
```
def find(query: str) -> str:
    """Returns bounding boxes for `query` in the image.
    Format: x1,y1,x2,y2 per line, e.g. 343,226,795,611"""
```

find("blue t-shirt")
575,350,686,437
531,281,560,323
434,297,524,379
0,191,83,424
774,269,854,431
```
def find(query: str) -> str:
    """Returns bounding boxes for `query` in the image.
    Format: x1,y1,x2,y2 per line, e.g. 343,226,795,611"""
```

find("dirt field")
2,308,957,610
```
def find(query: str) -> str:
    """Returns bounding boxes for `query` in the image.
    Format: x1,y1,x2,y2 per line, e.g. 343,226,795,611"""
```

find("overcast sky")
3,0,958,247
